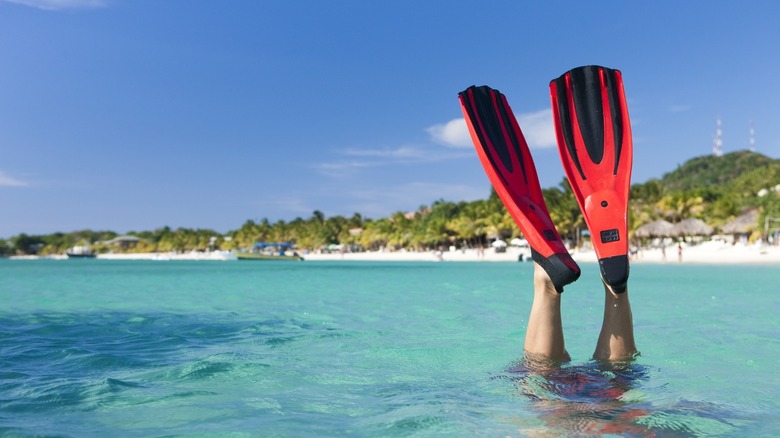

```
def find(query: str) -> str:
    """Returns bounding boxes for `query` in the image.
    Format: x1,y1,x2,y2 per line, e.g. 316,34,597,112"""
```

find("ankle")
533,264,559,296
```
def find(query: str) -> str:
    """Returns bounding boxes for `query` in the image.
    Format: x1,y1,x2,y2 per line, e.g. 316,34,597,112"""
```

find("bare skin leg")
524,262,570,362
524,262,638,362
593,284,638,361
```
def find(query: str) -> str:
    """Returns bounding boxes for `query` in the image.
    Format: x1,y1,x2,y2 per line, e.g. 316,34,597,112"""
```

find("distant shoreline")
304,243,780,264
6,242,780,265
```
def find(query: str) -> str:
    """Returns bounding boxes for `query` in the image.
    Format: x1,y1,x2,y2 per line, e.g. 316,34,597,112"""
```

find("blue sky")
1,0,779,238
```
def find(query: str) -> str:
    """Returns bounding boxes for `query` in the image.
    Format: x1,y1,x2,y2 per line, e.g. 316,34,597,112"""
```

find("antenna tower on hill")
712,117,723,156
749,120,755,152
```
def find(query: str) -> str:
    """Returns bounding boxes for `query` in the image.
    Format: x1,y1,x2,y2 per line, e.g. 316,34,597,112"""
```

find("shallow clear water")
1,259,778,436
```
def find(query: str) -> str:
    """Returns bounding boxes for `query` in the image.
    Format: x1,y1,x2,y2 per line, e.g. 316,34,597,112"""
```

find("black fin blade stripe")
461,88,512,190
553,66,626,178
571,66,605,166
460,88,510,190
603,69,624,175
553,76,586,180
495,91,530,187
461,86,528,188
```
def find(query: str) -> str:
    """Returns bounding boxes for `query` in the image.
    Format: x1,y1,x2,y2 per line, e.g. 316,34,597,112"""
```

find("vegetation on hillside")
3,150,780,256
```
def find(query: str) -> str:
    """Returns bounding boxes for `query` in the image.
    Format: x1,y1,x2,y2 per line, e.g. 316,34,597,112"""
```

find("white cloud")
369,181,485,203
339,146,426,159
314,145,472,177
427,118,472,148
344,182,487,218
2,0,106,10
517,109,556,149
0,171,29,187
315,160,377,178
428,109,556,150
669,104,692,113
317,109,557,180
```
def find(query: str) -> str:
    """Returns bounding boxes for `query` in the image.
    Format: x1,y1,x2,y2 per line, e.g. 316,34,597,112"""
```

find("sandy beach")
302,241,780,265
9,241,780,264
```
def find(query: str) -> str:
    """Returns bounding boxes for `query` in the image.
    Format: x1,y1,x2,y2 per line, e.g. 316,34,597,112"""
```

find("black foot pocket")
599,255,629,293
531,249,581,293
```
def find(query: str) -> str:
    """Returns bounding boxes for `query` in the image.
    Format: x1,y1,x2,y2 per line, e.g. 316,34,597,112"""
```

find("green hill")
637,150,780,224
660,150,780,192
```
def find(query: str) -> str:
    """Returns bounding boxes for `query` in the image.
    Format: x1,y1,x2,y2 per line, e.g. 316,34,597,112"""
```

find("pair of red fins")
459,65,632,293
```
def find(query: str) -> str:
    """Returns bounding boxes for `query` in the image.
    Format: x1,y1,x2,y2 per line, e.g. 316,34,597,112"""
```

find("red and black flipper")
550,65,633,293
459,86,580,292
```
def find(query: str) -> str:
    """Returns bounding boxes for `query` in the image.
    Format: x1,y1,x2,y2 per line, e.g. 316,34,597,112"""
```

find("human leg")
524,262,570,362
593,284,637,361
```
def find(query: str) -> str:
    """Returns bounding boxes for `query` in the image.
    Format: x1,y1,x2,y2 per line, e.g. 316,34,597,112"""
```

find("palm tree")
656,192,705,222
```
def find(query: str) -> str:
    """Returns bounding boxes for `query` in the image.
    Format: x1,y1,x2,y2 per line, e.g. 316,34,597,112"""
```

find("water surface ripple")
1,260,778,436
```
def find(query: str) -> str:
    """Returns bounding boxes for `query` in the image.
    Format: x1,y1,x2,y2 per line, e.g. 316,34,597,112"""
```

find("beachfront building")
720,209,759,244
102,235,143,250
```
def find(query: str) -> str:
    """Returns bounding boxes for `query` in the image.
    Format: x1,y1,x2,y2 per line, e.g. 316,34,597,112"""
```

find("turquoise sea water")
1,259,779,437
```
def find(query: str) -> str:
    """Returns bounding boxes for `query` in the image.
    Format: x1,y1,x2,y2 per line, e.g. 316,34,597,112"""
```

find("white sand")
11,242,780,264
302,241,780,265
10,251,237,261
95,251,237,261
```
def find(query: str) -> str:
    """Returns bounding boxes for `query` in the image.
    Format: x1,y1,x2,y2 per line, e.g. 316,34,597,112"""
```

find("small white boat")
66,245,96,259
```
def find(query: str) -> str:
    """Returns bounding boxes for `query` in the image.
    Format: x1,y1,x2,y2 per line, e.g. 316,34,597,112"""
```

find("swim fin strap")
459,85,580,292
550,65,633,293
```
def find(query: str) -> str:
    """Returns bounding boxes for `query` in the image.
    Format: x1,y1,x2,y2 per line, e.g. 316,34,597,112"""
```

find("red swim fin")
459,85,580,292
550,65,633,293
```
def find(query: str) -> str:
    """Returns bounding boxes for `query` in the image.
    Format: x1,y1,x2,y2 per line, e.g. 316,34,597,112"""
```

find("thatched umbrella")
672,218,713,237
720,209,760,234
633,219,675,238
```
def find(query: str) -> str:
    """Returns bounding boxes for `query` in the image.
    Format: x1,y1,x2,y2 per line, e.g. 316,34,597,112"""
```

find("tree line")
3,150,779,256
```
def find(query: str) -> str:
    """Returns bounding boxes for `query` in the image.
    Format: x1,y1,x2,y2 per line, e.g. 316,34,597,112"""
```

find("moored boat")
66,245,96,258
235,242,303,261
